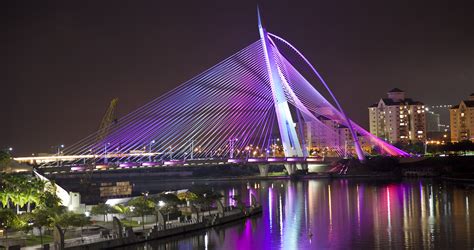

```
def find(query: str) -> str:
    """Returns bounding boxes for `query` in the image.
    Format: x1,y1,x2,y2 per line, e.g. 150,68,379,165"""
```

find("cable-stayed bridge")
20,9,408,172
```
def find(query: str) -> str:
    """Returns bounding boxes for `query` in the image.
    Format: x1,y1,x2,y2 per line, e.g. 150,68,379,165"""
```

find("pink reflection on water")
143,179,474,249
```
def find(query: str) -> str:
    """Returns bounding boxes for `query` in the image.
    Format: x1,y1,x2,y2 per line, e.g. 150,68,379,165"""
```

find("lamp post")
169,146,173,160
104,143,110,164
228,138,238,159
57,144,64,167
5,147,13,156
271,138,280,157
141,191,149,231
84,149,92,164
149,140,155,162
245,146,250,159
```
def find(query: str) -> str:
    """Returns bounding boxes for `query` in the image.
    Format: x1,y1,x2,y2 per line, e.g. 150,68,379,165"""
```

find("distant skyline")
2,0,473,155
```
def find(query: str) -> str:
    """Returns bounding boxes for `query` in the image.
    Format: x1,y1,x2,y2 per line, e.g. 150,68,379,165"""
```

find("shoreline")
65,206,263,250
51,171,474,185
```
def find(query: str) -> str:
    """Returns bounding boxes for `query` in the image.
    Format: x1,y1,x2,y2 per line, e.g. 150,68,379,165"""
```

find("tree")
91,203,115,222
128,197,155,230
10,176,30,214
0,180,12,209
0,208,18,248
31,208,55,246
154,193,183,222
194,191,223,215
1,174,28,212
38,192,62,211
113,204,131,219
51,211,89,238
26,178,46,212
177,191,198,204
0,174,48,213
16,212,34,234
0,151,11,166
68,213,90,241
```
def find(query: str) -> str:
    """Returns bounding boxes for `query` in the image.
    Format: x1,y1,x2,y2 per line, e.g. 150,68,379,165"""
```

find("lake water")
121,178,474,249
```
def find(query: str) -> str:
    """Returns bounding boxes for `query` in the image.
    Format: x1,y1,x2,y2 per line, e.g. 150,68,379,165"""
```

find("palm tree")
0,174,15,209
113,204,131,219
0,187,12,209
1,175,54,215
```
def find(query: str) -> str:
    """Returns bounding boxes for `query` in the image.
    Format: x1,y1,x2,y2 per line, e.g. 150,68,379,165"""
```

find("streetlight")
228,138,238,159
57,144,64,167
149,140,155,162
271,138,280,157
169,146,173,160
4,147,13,156
141,191,149,231
84,149,92,164
104,143,110,164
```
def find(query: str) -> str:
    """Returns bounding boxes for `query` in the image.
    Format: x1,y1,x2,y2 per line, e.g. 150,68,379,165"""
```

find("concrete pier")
258,164,269,176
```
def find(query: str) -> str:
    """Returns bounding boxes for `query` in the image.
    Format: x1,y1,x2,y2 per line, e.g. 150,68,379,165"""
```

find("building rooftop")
451,100,474,109
368,98,424,107
368,103,378,108
464,100,474,107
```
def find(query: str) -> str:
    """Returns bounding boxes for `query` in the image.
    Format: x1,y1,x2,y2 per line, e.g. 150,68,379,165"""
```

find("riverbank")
58,204,262,250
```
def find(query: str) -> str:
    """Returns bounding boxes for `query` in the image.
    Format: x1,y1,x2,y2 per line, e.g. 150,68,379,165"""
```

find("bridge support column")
284,163,297,175
258,164,269,177
296,163,308,171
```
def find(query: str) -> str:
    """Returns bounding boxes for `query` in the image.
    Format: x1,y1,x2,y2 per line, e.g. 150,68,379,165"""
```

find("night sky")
2,0,473,156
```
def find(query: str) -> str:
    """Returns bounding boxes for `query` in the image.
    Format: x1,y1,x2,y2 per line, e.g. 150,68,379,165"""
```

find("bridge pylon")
257,8,304,158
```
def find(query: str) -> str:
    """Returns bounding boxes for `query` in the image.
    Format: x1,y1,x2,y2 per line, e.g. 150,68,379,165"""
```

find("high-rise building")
368,88,426,143
449,93,474,142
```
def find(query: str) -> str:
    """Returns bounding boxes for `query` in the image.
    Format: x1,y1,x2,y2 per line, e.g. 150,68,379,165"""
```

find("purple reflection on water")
134,179,474,250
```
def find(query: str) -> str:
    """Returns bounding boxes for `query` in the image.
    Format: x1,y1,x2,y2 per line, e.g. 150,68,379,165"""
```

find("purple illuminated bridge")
38,9,408,170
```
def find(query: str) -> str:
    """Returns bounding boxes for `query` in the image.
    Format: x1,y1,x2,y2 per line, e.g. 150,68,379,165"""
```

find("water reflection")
121,179,474,249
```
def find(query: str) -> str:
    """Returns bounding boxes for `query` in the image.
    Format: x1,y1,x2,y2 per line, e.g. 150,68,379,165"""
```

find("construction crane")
81,98,119,202
97,98,119,141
